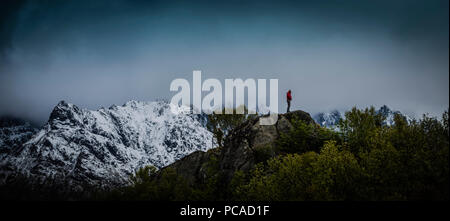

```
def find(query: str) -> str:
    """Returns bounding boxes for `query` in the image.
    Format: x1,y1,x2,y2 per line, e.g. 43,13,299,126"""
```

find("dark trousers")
287,100,291,113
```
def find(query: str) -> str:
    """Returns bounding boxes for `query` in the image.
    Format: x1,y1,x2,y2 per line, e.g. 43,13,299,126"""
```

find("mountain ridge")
313,105,412,128
0,100,214,193
0,102,418,196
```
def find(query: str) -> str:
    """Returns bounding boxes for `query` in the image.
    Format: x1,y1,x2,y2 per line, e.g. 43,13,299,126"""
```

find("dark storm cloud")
0,0,448,124
0,0,26,65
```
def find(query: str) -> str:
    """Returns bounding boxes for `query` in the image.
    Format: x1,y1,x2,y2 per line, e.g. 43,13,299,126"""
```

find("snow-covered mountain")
0,117,38,155
376,105,412,126
0,100,214,191
313,110,342,128
313,105,412,128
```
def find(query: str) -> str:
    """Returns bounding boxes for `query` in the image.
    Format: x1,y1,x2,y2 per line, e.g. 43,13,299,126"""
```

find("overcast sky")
0,0,448,125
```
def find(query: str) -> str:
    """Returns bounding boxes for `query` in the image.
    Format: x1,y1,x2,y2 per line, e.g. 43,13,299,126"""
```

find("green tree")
277,116,338,154
338,106,386,153
207,106,257,147
106,107,449,201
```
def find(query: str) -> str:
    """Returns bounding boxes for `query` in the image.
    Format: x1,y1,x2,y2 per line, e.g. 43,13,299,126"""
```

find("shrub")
277,117,338,154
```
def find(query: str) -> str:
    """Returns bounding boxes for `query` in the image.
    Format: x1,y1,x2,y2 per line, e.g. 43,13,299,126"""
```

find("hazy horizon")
1,0,448,124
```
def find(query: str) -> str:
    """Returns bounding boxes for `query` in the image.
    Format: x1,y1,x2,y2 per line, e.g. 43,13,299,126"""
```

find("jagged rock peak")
1,100,214,192
48,100,82,123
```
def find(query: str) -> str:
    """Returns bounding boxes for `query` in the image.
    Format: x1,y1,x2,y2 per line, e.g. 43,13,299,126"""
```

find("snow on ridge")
314,105,413,128
1,100,214,189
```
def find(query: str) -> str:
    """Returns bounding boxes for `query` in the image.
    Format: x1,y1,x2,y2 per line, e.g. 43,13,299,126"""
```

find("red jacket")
287,91,292,101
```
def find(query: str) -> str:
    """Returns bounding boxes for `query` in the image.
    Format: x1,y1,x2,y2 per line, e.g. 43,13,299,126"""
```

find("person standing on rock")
286,90,292,113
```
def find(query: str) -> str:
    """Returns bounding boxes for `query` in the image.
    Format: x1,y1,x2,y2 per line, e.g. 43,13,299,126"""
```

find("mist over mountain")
1,0,448,123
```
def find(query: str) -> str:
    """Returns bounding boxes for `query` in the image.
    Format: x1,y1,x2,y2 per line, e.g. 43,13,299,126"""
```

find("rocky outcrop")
162,110,315,185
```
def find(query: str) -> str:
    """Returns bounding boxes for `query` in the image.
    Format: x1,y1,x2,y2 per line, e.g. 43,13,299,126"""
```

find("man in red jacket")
286,90,292,113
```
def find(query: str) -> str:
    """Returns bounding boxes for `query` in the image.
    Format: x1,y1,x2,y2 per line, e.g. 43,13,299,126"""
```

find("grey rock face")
164,110,315,185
